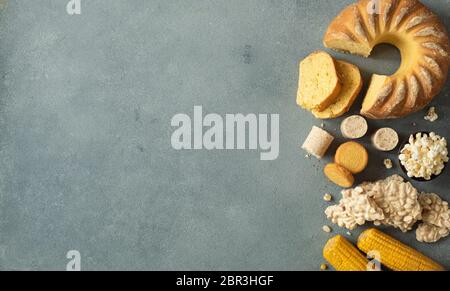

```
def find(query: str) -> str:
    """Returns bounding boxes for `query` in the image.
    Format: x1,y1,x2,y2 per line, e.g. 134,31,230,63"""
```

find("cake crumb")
384,159,393,169
424,107,438,122
346,231,352,236
323,193,333,202
322,225,332,233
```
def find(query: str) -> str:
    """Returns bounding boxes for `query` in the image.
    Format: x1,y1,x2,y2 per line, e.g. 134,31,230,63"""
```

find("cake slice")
297,51,342,111
360,75,392,118
312,60,363,119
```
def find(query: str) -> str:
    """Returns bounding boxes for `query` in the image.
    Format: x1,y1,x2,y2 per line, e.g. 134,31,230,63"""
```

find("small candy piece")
301,126,335,159
335,142,369,174
340,115,368,139
324,163,355,188
372,128,399,151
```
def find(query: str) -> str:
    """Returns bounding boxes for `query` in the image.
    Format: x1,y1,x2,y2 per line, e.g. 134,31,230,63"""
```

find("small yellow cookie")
335,142,369,174
324,163,355,188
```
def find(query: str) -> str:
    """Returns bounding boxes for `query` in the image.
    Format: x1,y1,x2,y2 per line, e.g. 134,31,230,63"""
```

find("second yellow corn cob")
357,229,445,271
323,235,369,271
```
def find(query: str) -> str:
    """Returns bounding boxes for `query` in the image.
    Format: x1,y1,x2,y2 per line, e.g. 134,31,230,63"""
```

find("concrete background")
0,0,448,271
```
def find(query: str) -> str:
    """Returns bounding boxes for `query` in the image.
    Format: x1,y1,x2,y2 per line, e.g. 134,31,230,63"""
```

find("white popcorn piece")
399,133,448,180
424,107,438,122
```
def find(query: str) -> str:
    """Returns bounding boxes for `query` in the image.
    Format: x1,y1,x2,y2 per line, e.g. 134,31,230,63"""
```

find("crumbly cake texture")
312,60,363,119
324,0,450,119
297,51,342,111
325,175,450,243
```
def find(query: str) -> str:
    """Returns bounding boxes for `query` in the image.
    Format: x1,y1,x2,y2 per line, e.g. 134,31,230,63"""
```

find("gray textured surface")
0,0,449,271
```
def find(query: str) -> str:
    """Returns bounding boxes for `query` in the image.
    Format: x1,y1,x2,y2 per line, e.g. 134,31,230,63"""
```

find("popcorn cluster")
369,175,422,232
325,175,422,232
325,186,384,230
325,175,450,243
399,132,448,180
416,193,450,243
416,224,448,244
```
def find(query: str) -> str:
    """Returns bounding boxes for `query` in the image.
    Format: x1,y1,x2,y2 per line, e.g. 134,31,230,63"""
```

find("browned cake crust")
324,0,450,119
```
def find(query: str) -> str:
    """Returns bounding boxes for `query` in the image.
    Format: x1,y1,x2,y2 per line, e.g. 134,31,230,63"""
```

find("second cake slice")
312,60,362,119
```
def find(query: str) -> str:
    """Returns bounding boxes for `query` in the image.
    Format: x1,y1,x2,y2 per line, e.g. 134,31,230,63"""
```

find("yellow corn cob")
323,235,369,271
357,229,445,271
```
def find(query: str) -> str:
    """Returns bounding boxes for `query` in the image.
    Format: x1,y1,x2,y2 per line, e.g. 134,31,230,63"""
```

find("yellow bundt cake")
324,0,450,119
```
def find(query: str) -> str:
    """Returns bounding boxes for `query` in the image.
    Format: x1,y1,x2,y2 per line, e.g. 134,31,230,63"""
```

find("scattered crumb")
346,231,352,236
320,264,328,271
320,123,325,128
411,122,417,127
424,107,438,122
384,159,393,169
305,154,311,159
322,225,332,233
323,193,333,202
